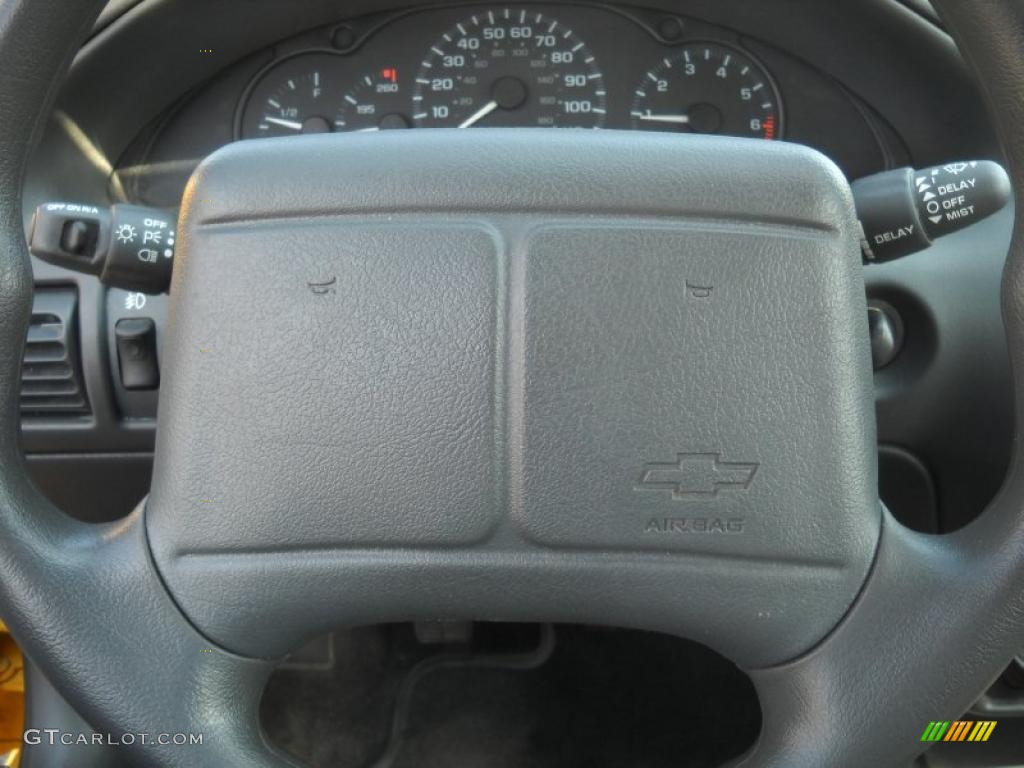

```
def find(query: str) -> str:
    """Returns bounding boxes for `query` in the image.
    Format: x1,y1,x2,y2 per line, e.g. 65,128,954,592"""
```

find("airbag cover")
147,130,879,665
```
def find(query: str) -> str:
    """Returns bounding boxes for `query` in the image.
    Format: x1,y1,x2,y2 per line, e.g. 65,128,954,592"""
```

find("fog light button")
115,317,159,390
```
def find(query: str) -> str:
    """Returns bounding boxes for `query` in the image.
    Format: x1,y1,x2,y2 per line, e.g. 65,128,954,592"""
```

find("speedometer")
413,8,606,128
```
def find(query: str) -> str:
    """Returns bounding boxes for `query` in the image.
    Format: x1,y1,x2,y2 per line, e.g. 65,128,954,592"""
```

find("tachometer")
631,43,782,140
413,8,606,128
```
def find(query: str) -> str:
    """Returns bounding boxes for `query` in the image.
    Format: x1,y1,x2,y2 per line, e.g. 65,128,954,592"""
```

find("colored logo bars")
921,720,997,743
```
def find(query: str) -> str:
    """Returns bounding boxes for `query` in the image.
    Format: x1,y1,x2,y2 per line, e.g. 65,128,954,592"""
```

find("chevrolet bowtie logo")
635,453,759,499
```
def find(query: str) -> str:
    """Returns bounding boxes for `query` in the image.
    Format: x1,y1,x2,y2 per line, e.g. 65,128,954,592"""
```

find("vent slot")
20,288,90,416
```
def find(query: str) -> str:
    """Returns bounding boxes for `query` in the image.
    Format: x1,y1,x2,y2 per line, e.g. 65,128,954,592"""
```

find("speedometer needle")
458,100,499,128
264,116,304,131
636,113,691,125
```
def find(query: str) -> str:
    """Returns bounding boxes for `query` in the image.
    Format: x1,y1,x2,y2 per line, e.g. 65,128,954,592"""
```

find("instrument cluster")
237,4,784,141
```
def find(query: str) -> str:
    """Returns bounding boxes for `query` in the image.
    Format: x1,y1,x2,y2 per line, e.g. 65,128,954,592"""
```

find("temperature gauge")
335,67,411,131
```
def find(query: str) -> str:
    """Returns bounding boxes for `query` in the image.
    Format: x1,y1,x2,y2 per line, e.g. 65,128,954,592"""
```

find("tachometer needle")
458,100,499,128
636,113,691,125
263,116,304,131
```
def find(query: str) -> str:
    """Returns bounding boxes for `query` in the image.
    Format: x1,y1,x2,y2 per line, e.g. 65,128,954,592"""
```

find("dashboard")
18,0,1013,543
13,1,1024,756
114,2,919,210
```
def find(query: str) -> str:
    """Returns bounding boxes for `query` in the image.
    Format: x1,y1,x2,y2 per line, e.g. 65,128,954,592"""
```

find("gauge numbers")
254,70,335,137
241,58,412,138
413,8,607,128
336,67,411,131
239,25,787,141
631,43,782,140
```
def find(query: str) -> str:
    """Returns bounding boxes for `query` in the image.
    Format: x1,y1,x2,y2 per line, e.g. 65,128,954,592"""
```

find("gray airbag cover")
147,130,878,666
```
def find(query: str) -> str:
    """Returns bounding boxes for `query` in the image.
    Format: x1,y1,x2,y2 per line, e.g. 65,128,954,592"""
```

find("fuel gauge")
335,67,411,131
239,55,346,139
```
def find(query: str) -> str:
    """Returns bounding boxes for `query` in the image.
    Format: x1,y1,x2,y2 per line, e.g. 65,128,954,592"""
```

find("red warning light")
381,67,398,84
763,115,776,140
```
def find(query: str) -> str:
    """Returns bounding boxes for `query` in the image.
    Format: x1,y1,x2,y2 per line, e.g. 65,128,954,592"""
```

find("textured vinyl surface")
153,223,502,547
514,224,872,557
147,130,878,665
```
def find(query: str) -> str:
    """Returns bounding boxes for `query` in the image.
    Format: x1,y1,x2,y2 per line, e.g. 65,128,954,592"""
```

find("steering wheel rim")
1,1,1023,767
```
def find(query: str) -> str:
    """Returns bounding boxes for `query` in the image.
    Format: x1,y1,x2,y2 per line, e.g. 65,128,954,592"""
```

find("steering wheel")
2,1,1024,766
